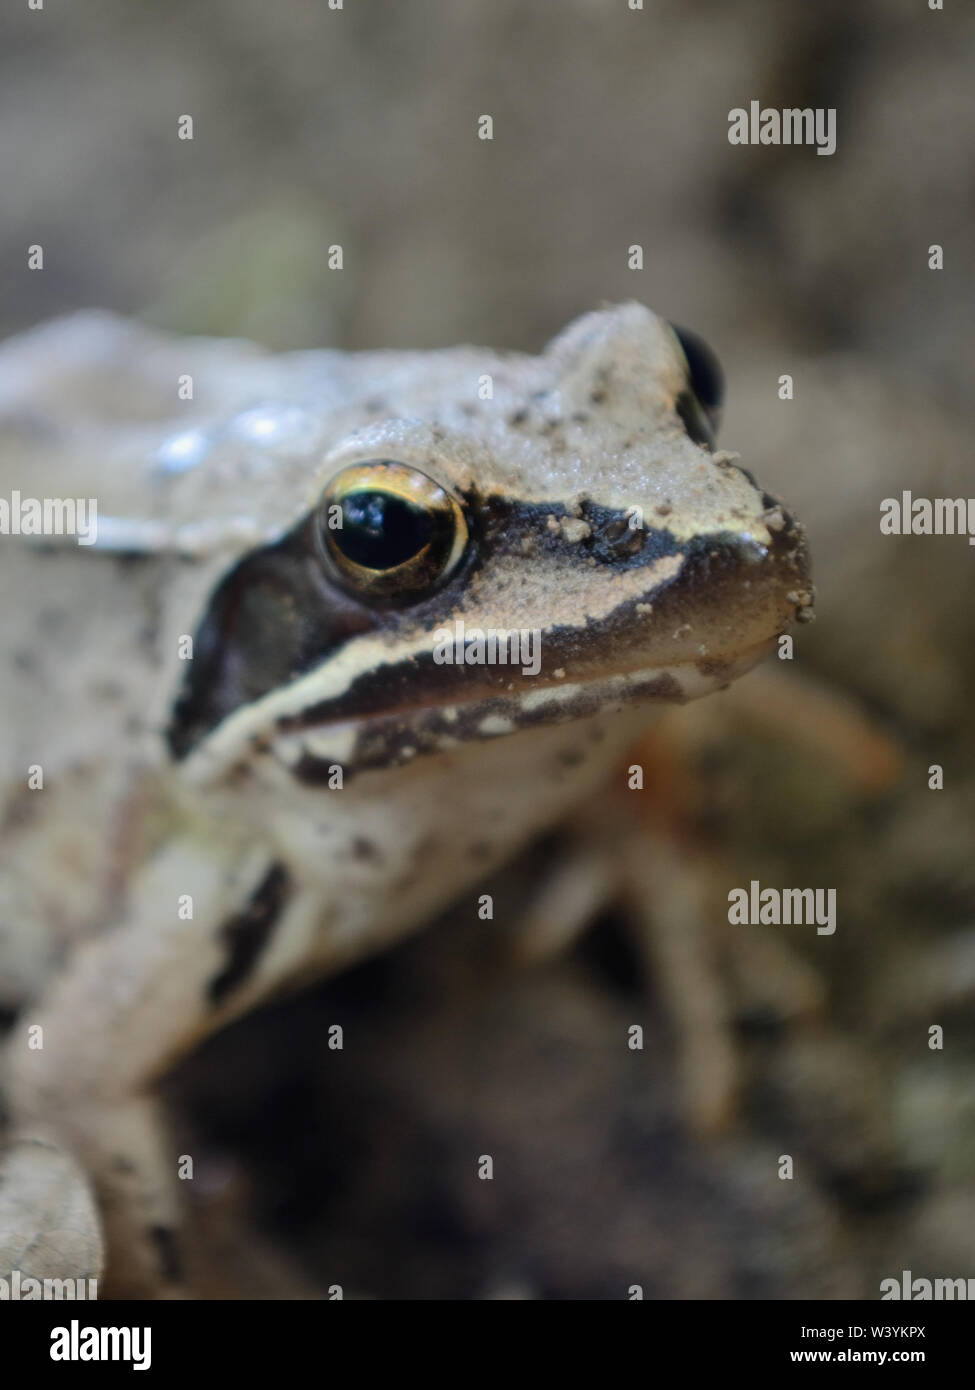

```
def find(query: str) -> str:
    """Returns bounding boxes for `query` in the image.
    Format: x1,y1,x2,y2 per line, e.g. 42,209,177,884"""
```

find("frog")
0,302,812,1297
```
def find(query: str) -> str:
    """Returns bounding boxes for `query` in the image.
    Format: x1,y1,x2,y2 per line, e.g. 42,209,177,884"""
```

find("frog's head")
170,304,812,782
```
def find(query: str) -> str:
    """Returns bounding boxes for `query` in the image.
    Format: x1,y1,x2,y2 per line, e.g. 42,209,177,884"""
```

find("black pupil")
337,491,434,570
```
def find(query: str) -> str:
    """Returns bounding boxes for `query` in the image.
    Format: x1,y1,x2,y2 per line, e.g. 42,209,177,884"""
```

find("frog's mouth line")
268,634,780,784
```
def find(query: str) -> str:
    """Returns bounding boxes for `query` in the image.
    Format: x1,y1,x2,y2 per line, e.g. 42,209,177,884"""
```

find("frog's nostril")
597,517,648,561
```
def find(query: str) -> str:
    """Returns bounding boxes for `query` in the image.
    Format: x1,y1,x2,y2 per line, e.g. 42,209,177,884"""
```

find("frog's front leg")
508,791,824,1137
4,835,316,1298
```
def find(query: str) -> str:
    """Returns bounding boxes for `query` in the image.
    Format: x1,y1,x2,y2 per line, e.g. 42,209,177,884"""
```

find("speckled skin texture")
0,305,808,1295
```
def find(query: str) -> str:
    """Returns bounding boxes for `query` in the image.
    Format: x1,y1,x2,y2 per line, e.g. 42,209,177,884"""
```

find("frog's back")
0,311,313,787
0,316,259,984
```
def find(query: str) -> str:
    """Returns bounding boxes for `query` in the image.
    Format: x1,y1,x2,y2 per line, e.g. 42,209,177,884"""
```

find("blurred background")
4,0,975,1297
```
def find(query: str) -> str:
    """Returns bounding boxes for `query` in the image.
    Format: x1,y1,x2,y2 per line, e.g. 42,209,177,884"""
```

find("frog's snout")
620,491,814,680
758,492,815,626
716,492,815,648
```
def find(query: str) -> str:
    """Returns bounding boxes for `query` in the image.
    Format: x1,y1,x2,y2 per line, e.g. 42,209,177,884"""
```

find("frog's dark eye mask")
167,460,475,760
166,466,477,761
670,324,724,449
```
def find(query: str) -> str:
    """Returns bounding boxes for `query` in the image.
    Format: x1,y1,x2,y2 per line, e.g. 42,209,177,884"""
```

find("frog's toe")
0,1136,104,1291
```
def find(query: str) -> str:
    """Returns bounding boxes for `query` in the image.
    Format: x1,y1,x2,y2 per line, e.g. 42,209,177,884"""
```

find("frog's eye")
670,324,725,449
316,460,469,601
